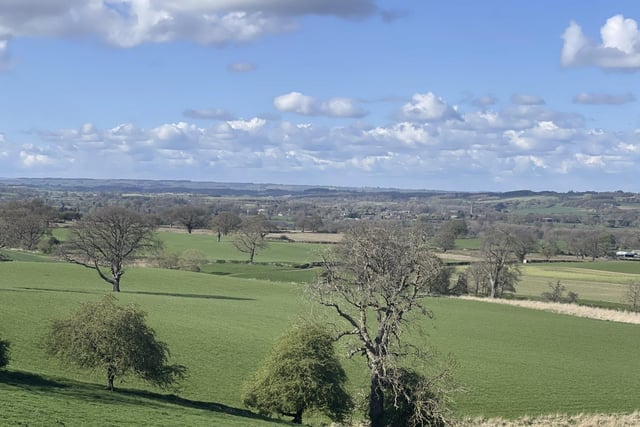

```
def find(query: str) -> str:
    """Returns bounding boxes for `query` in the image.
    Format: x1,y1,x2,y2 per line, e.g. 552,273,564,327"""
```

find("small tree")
624,282,640,312
0,338,10,369
541,281,578,304
210,211,242,236
170,205,209,234
233,215,269,264
242,324,353,424
62,206,159,292
47,295,186,391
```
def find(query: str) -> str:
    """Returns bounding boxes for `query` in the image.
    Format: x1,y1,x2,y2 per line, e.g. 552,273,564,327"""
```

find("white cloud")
0,0,379,61
573,92,636,105
0,38,10,69
226,117,266,132
273,92,367,118
399,92,460,122
562,15,640,70
5,99,640,190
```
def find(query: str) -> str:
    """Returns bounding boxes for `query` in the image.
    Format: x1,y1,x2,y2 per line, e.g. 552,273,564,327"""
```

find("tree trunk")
112,277,121,292
249,247,255,264
107,366,116,391
292,409,303,424
369,373,385,427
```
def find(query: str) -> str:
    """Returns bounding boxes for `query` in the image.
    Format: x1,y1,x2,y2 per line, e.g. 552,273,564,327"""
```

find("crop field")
515,262,640,305
1,252,639,425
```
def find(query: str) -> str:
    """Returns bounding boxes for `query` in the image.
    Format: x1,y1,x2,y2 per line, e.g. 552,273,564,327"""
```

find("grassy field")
51,227,331,265
515,262,640,305
1,257,639,425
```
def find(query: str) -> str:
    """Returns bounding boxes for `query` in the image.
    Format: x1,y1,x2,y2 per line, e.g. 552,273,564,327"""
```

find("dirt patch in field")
458,296,640,325
461,411,640,427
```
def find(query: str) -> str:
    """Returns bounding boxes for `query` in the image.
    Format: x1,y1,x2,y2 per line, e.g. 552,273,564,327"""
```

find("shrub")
541,281,579,304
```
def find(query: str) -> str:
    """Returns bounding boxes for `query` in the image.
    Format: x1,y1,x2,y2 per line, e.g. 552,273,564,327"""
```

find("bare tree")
210,211,242,236
0,199,56,250
232,215,269,264
62,206,158,292
308,224,449,427
480,226,520,298
624,282,640,312
170,205,209,234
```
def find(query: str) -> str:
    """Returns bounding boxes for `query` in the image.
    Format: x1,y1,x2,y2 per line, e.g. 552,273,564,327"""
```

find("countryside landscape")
3,1,640,426
1,178,639,426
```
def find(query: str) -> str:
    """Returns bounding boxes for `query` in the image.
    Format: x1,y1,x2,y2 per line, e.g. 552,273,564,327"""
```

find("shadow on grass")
117,388,281,423
0,369,285,424
6,287,101,295
0,370,67,390
126,291,254,301
1,288,254,301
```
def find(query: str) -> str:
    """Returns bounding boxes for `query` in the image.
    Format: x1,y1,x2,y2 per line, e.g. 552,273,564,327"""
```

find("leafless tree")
62,206,159,292
625,282,640,312
308,224,450,427
210,211,242,236
232,215,269,264
170,205,209,234
0,199,56,250
480,226,520,298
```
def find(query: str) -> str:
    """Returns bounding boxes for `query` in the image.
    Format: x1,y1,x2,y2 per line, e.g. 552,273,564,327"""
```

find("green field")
1,254,639,425
515,262,640,305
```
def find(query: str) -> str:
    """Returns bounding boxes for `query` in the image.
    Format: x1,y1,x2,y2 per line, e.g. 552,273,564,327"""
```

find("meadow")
1,229,640,425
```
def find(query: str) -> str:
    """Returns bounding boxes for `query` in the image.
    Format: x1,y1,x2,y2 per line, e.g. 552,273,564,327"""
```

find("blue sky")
1,1,640,191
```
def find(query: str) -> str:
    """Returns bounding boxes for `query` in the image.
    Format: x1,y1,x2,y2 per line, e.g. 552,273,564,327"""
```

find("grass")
51,228,331,265
516,262,640,304
426,297,640,418
1,260,640,424
455,238,480,250
157,231,329,265
200,262,320,283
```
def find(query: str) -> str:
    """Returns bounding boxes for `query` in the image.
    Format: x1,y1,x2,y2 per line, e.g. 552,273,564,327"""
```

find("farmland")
1,230,640,425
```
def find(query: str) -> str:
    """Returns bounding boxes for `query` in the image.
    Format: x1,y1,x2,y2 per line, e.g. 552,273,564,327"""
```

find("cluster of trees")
0,199,57,251
3,220,458,426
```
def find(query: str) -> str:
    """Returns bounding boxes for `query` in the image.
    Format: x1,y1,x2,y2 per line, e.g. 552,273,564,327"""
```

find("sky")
1,1,640,192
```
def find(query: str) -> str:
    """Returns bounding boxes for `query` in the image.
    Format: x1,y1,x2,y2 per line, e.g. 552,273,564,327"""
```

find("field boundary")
457,296,640,324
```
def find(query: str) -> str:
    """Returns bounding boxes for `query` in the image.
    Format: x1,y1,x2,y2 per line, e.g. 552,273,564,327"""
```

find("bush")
178,249,206,272
541,281,579,304
155,250,180,269
38,235,61,254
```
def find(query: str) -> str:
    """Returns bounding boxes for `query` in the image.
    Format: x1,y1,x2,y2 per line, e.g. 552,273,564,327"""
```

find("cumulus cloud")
399,92,460,122
562,15,640,70
5,91,640,190
573,92,636,105
0,0,379,61
184,108,236,121
273,92,368,118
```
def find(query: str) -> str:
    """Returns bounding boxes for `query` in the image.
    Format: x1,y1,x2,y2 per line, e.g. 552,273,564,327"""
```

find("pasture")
515,262,640,306
1,241,640,425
